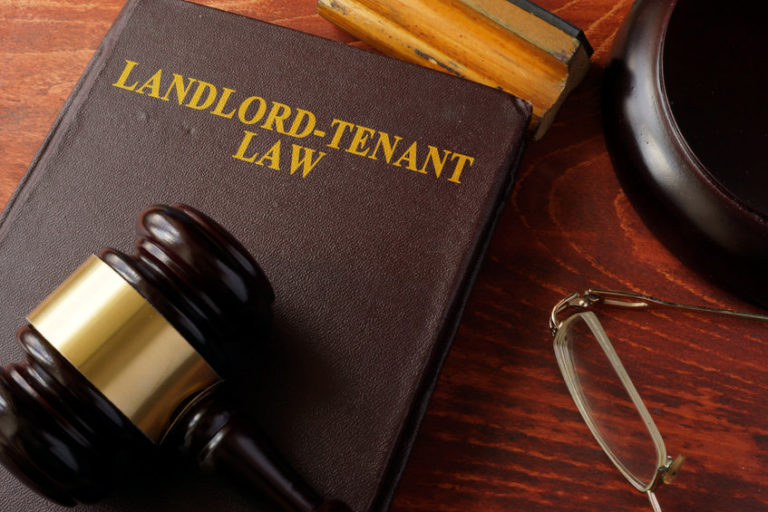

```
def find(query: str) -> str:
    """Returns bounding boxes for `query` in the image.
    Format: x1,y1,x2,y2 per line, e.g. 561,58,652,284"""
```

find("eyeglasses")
549,289,768,512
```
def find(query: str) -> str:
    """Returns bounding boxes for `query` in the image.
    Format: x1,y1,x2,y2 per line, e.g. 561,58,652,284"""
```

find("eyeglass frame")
549,289,768,512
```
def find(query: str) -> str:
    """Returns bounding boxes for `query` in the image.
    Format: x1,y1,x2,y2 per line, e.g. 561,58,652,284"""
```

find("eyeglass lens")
565,313,659,487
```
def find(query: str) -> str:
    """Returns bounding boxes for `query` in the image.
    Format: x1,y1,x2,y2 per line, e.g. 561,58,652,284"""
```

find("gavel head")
0,204,275,506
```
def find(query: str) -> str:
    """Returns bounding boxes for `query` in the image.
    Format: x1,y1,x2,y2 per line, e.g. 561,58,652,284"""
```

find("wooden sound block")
603,0,768,306
318,0,592,139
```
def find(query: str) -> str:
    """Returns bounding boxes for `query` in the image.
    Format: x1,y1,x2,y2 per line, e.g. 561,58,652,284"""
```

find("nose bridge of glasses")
660,453,684,485
644,453,684,509
647,490,663,512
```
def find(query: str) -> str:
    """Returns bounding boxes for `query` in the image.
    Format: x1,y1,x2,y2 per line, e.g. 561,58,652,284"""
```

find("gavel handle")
169,388,352,512
200,417,350,512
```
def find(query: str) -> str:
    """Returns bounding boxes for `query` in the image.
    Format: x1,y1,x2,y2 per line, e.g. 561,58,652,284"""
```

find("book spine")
0,0,141,239
370,104,529,512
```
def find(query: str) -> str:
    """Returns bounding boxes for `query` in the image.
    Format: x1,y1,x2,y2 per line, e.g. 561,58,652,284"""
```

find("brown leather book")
0,0,530,510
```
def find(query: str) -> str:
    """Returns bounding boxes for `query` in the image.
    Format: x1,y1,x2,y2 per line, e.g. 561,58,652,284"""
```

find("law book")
0,0,530,511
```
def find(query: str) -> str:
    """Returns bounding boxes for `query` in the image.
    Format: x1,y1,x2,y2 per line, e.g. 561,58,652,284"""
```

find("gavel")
0,204,350,511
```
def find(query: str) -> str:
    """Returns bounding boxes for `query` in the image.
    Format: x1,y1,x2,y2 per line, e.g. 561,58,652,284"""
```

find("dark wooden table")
3,1,768,511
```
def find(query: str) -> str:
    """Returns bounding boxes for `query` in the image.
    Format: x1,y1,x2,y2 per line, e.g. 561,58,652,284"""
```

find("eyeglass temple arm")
550,288,768,336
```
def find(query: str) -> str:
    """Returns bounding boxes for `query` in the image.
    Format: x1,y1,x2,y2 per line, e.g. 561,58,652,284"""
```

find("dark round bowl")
603,0,768,304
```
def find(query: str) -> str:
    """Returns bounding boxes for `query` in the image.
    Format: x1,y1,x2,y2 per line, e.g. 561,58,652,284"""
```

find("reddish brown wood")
2,1,767,511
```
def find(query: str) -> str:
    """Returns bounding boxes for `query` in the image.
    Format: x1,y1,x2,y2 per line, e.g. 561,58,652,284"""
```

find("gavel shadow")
109,311,344,511
106,456,282,512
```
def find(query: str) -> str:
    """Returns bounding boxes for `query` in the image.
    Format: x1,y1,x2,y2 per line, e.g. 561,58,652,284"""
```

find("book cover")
0,0,530,510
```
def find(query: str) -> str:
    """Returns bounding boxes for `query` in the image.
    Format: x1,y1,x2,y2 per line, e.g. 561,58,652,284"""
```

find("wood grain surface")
2,1,767,511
